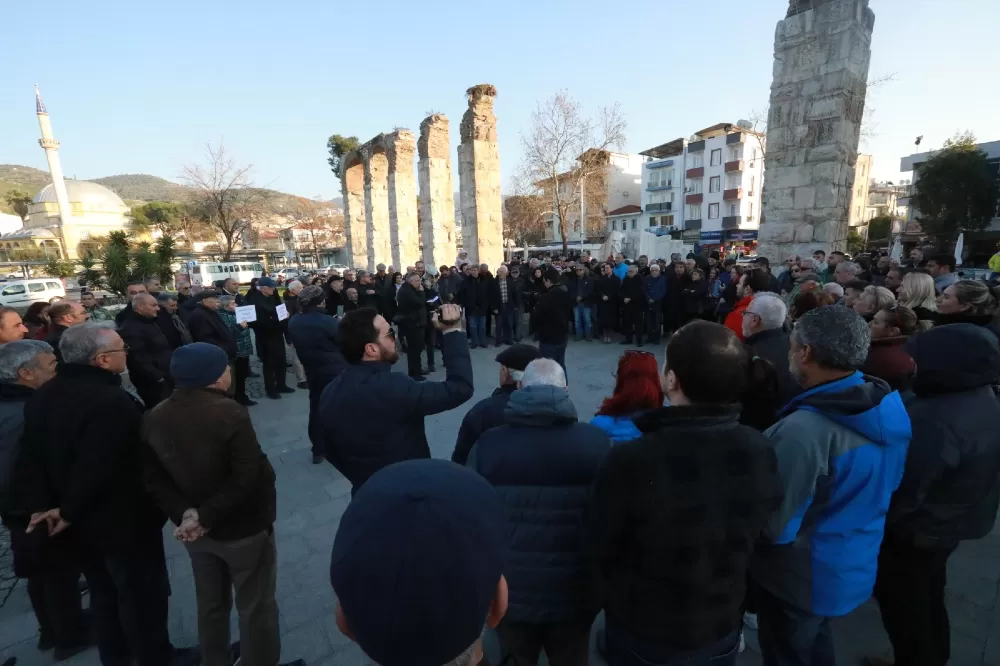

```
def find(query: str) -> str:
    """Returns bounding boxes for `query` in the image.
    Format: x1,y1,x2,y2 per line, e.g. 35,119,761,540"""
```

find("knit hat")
495,343,541,371
330,459,507,666
170,342,230,389
297,284,326,308
193,290,220,303
258,277,276,288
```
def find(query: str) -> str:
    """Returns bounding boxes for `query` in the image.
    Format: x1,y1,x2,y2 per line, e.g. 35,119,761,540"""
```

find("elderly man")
141,343,286,666
451,344,541,465
80,291,113,322
155,292,192,349
246,278,293,399
44,301,88,361
467,359,610,665
491,265,519,346
282,281,308,389
724,270,772,341
187,291,237,362
22,323,183,666
0,340,87,660
742,293,798,406
458,265,490,348
821,282,844,301
119,293,174,409
751,306,911,665
0,307,28,344
220,278,244,306
643,263,667,345
833,260,861,287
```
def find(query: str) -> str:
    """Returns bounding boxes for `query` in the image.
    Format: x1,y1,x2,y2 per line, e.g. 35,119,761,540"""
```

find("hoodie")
466,385,611,623
751,372,911,617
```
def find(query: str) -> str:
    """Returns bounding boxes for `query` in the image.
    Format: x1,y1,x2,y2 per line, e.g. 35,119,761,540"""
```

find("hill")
90,173,190,202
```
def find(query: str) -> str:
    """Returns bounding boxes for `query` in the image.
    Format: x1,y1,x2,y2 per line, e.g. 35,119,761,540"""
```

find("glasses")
383,328,396,340
99,343,129,356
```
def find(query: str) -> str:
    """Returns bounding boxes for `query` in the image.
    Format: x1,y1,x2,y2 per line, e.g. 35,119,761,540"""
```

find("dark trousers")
538,342,568,381
497,306,515,345
233,356,249,402
82,525,173,666
757,586,835,666
257,334,287,395
424,323,437,369
623,304,645,344
605,625,740,666
496,618,592,666
468,315,486,347
185,530,279,666
308,385,324,456
403,324,425,378
873,533,956,666
646,305,663,343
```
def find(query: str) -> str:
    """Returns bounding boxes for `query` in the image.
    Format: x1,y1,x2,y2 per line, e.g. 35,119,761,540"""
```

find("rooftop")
607,204,642,216
640,138,685,159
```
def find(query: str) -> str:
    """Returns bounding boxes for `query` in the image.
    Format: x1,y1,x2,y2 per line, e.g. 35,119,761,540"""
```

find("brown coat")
863,337,916,392
141,388,276,541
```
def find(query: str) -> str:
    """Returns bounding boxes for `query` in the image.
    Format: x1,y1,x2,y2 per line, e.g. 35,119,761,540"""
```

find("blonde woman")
896,272,938,322
852,285,896,321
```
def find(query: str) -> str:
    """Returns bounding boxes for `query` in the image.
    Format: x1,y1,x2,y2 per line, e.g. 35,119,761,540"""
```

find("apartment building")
847,154,873,228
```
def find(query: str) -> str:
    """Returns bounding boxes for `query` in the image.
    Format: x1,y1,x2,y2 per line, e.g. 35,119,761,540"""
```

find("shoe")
54,641,91,662
37,631,55,651
267,392,281,400
312,455,324,465
743,611,758,630
420,368,431,375
236,397,258,407
411,375,427,382
278,386,295,394
297,381,309,389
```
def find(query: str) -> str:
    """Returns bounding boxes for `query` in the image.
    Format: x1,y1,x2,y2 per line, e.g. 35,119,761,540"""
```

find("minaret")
35,84,73,225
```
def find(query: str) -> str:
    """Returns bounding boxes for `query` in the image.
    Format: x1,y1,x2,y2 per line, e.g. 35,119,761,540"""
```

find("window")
649,217,657,227
729,203,739,216
686,205,701,219
661,215,674,227
749,176,755,194
856,205,861,217
688,153,704,168
28,282,46,293
861,164,866,177
748,202,754,220
710,149,722,166
611,220,617,231
708,203,720,219
631,219,637,230
729,147,742,161
687,180,703,194
1,285,24,296
192,266,201,275
726,176,741,190
709,176,721,193
46,282,61,290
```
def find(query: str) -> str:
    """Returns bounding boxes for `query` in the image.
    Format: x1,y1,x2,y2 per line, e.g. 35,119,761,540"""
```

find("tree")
867,214,892,242
4,188,32,222
909,132,1000,241
846,229,866,256
154,236,176,286
102,231,132,296
130,201,190,238
182,142,272,260
45,258,77,278
520,91,627,252
78,255,105,290
327,135,361,175
503,169,550,249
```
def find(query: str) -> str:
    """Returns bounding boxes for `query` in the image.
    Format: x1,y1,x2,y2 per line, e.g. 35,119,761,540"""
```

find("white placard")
276,304,289,321
235,305,257,324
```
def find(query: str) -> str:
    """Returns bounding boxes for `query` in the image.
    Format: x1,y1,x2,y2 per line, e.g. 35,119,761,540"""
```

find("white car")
0,278,66,307
321,264,349,275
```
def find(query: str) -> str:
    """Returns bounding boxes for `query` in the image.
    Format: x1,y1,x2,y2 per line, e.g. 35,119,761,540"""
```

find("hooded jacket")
467,386,611,623
751,372,911,617
887,324,1000,548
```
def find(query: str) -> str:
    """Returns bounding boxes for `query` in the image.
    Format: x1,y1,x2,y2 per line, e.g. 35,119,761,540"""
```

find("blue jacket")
319,331,474,489
642,274,667,303
590,414,643,443
467,386,611,623
613,262,628,281
287,310,348,392
751,372,911,617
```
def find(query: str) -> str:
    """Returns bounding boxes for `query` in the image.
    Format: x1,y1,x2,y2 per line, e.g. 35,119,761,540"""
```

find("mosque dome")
33,180,126,212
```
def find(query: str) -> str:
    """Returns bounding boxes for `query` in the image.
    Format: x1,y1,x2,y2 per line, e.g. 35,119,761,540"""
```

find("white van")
190,261,265,287
0,279,66,307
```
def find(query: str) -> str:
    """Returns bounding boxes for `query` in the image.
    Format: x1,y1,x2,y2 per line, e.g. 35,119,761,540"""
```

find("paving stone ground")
2,339,999,665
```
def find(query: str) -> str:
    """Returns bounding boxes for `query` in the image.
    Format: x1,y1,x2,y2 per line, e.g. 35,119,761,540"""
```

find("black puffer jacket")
531,284,572,345
287,310,348,391
466,386,611,623
395,282,427,328
187,305,238,359
888,324,1000,548
118,311,173,388
451,384,517,466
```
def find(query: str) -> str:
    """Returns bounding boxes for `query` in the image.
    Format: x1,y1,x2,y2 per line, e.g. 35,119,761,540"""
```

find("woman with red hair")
590,350,664,442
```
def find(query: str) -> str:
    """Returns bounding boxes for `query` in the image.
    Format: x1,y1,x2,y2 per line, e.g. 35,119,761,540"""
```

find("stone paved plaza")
2,339,1000,665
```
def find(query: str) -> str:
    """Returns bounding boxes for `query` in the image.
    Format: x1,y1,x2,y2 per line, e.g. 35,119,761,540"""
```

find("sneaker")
297,381,309,389
743,612,758,630
277,386,295,394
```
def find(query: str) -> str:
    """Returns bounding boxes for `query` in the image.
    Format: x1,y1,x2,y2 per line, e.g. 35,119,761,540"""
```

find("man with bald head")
118,293,174,408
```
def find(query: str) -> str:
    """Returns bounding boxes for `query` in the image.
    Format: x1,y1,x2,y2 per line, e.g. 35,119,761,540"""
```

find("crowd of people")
0,242,998,666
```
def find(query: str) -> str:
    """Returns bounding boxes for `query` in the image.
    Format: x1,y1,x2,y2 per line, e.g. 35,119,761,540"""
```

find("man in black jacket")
318,305,474,492
220,278,245,306
246,278,293,399
869,324,1000,666
114,281,149,326
467,358,610,664
187,291,238,360
592,321,783,664
44,301,88,362
458,265,491,348
324,275,347,316
118,293,174,409
531,268,572,378
742,292,799,407
22,323,182,666
451,343,540,465
155,292,192,349
490,266,520,347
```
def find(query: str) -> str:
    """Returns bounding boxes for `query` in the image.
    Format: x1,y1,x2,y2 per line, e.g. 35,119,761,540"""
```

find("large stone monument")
418,114,457,270
757,0,874,261
361,137,393,272
385,130,420,270
341,150,369,269
457,84,503,268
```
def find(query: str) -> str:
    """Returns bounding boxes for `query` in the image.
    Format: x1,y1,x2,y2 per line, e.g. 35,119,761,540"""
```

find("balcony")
724,160,744,173
721,215,742,229
684,219,702,231
645,202,673,212
685,193,703,205
723,187,743,201
646,181,673,191
686,166,704,178
687,139,706,152
726,133,745,145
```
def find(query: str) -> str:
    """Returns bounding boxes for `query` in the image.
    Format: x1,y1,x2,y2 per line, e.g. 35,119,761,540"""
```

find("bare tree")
520,91,627,253
288,197,344,266
182,142,272,260
503,169,550,250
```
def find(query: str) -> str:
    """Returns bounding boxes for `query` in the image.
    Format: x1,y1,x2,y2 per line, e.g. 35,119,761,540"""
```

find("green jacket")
219,310,253,358
85,306,114,322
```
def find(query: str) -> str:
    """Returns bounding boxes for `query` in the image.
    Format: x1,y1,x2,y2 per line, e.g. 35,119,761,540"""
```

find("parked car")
0,278,66,308
321,264,349,275
276,268,307,281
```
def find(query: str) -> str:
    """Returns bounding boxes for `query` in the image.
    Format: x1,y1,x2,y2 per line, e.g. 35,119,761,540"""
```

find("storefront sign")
725,229,759,241
699,230,723,243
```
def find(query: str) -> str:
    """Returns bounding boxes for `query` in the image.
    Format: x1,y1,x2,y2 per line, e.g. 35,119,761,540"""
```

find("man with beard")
318,304,474,493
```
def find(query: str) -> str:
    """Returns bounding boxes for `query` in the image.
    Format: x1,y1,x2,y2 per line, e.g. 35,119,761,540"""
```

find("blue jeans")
574,304,593,338
467,315,486,347
496,307,515,345
605,626,740,666
538,342,568,381
756,587,835,666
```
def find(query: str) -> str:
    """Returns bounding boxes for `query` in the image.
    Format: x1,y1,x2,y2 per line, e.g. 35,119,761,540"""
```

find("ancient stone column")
757,0,874,261
457,84,503,269
362,136,393,272
418,115,457,271
385,130,420,271
340,150,368,269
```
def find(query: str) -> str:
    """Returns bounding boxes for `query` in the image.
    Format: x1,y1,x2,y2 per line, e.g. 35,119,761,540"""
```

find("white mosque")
0,86,131,262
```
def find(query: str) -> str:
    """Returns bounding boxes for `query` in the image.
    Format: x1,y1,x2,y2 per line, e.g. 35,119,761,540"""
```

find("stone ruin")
756,0,875,261
340,84,503,272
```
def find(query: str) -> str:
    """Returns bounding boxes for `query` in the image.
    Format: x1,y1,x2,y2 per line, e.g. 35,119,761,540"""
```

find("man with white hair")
118,293,174,409
743,293,799,404
834,261,861,287
821,282,845,300
282,280,308,388
466,357,611,665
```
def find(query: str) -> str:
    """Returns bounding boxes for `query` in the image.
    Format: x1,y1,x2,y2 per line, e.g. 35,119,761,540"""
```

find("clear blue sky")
3,0,997,199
